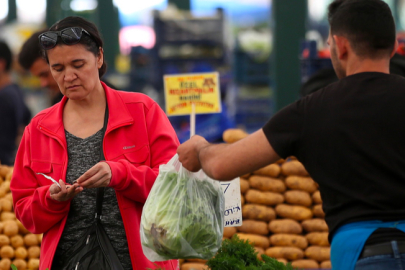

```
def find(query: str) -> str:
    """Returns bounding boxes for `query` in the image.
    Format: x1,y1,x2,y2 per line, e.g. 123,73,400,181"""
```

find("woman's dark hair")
328,0,396,59
43,16,107,77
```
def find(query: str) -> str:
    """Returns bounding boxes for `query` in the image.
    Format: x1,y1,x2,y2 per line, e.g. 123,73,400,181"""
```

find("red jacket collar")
37,82,133,139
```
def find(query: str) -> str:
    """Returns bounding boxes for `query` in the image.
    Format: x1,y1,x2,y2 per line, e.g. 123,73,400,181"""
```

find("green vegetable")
141,170,225,260
206,235,296,270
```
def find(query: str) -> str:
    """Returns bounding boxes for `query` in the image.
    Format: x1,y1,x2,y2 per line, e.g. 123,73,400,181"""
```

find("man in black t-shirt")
177,0,405,269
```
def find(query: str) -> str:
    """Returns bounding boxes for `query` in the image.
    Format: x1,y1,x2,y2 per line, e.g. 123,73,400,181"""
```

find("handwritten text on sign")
220,178,242,227
164,72,222,116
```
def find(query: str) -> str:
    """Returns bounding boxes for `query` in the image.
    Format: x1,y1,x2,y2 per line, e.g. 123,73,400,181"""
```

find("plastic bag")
140,154,225,262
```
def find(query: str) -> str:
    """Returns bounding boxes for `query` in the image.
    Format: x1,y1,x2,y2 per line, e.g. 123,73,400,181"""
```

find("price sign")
220,178,242,227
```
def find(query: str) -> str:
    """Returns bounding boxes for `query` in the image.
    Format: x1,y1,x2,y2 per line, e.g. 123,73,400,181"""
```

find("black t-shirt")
263,72,405,240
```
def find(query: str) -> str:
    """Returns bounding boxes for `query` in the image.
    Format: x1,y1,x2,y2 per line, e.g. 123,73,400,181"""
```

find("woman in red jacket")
10,16,179,270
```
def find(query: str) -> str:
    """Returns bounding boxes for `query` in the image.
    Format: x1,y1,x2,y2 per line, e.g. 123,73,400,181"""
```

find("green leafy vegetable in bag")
141,165,225,261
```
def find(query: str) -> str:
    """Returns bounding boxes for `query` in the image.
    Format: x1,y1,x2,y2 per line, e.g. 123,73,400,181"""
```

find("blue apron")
331,220,405,270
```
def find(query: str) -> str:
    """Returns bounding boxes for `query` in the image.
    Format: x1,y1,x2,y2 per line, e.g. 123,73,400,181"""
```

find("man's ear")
333,35,349,60
391,40,398,58
0,59,6,72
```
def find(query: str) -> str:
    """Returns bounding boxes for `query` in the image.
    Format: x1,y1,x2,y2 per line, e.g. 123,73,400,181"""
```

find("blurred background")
3,0,405,143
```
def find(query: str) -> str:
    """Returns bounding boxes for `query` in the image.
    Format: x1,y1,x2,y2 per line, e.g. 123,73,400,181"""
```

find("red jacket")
11,83,180,270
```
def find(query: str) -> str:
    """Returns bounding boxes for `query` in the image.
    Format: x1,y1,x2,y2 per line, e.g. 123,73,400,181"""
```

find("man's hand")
177,135,210,172
75,162,112,189
50,180,83,201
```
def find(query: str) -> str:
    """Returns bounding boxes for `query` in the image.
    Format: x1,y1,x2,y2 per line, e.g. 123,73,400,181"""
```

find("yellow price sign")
164,72,222,116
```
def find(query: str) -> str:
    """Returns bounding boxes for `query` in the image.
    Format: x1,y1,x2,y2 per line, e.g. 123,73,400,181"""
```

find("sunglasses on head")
38,27,91,50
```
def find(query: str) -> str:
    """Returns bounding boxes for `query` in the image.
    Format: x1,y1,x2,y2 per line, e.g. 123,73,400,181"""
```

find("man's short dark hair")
18,29,47,70
0,40,12,71
328,0,396,59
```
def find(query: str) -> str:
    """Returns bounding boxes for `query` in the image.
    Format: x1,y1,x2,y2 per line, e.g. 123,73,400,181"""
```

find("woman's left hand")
75,162,112,189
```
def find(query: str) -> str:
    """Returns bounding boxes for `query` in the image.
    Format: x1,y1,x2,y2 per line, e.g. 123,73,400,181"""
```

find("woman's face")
47,43,103,100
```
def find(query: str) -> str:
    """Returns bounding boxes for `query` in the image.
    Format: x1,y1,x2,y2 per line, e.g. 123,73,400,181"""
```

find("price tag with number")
220,178,242,227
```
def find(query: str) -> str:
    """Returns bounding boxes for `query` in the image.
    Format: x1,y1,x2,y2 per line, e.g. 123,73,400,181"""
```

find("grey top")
52,129,132,269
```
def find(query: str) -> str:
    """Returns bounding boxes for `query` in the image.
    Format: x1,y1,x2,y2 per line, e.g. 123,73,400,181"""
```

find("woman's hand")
75,162,112,189
50,180,83,201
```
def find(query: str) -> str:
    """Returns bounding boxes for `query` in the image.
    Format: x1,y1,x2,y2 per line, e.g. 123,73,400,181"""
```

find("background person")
18,29,63,105
178,0,405,269
11,16,179,270
0,40,31,166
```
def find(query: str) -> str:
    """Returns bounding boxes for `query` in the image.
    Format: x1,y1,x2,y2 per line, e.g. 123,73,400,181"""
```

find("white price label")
220,178,242,227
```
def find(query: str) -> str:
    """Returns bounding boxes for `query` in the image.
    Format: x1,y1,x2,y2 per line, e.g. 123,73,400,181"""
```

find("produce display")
180,129,331,270
0,164,41,270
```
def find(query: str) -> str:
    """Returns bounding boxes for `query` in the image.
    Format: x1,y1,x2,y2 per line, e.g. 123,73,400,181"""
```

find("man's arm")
177,129,280,181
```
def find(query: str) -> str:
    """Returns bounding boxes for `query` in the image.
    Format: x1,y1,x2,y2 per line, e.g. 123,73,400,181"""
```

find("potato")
320,260,332,268
0,245,14,259
0,188,6,199
37,233,44,244
269,219,302,234
3,220,18,237
281,160,309,176
313,204,325,218
0,222,3,234
15,246,27,259
12,259,27,270
0,258,11,270
0,199,12,212
235,233,270,249
240,178,250,194
254,164,281,178
24,234,39,247
305,246,331,262
306,232,329,246
181,262,208,270
1,212,15,221
265,247,304,260
284,190,312,207
28,258,40,270
223,129,248,143
276,258,288,264
249,176,286,193
254,247,265,261
1,181,10,193
291,259,320,269
186,259,207,264
312,190,322,204
245,190,284,206
0,166,10,178
242,204,276,222
237,220,269,235
302,218,329,232
223,227,237,239
241,196,245,205
5,172,12,182
16,220,30,235
275,204,313,221
10,235,24,248
4,193,12,202
27,246,40,259
269,234,308,249
285,176,318,193
0,235,9,246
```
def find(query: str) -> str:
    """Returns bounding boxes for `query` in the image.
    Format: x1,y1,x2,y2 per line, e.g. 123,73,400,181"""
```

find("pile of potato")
181,129,332,270
0,165,41,270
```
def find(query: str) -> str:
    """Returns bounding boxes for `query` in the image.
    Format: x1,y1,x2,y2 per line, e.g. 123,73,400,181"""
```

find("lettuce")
141,170,225,260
